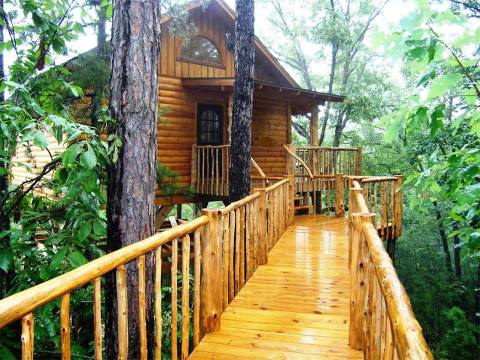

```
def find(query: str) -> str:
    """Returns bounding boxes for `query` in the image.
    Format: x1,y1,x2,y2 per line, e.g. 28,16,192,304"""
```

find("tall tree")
105,0,160,358
229,0,255,201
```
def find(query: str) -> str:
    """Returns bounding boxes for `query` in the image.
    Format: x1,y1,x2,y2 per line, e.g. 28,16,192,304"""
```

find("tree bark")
433,201,453,273
105,1,160,358
319,43,338,146
229,0,255,202
453,234,462,279
90,2,108,127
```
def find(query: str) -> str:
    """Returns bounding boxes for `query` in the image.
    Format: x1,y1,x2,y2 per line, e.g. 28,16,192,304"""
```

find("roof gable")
161,0,299,88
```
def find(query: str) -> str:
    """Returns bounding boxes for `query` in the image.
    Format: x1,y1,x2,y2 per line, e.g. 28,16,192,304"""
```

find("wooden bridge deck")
190,215,363,359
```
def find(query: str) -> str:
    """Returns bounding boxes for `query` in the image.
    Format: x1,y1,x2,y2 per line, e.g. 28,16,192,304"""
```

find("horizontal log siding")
252,97,288,177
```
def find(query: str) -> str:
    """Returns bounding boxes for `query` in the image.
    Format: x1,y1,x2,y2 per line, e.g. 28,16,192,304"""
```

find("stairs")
294,194,312,214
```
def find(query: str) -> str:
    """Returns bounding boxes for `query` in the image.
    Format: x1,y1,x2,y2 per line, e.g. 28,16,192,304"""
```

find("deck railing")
295,145,362,176
0,178,294,360
191,144,230,196
348,180,433,359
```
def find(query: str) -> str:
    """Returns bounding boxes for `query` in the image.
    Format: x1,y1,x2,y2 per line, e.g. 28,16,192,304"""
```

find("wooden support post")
257,188,268,265
288,175,295,223
355,148,362,175
349,211,376,351
200,209,223,338
191,145,197,190
393,176,404,238
286,144,297,176
287,102,292,144
21,313,34,360
335,173,345,217
61,294,71,360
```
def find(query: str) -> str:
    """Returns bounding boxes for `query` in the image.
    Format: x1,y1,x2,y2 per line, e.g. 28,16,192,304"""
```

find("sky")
17,0,416,92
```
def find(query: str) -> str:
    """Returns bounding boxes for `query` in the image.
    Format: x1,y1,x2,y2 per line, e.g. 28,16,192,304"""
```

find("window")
197,104,223,145
180,36,222,65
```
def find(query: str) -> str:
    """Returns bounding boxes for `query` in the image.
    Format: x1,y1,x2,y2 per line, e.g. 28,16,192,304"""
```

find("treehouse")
1,1,433,359
156,0,344,205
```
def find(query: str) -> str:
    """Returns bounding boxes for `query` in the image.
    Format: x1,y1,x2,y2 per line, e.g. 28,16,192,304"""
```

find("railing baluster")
61,293,71,360
93,277,102,360
193,230,201,347
154,246,162,360
222,214,229,309
234,208,240,294
138,255,147,360
21,313,34,360
116,265,128,360
171,237,178,360
239,205,245,288
181,235,190,359
228,211,235,301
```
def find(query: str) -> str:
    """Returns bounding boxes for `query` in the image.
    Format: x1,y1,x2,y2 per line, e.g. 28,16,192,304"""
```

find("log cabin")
156,0,345,205
0,1,434,359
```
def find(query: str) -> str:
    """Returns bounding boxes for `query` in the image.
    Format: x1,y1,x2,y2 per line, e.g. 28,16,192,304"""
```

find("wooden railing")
191,145,277,196
0,178,294,360
352,176,404,240
191,144,230,196
348,180,433,359
295,145,362,176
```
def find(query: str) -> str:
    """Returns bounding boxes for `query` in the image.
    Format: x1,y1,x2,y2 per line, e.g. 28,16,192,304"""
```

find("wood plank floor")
189,215,363,359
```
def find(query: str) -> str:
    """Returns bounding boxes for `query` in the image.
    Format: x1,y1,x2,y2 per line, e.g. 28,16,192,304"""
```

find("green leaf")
62,143,82,167
33,131,49,149
0,248,13,272
427,73,463,99
93,219,106,237
430,104,445,137
80,145,97,169
83,171,98,192
50,248,67,270
68,250,88,268
78,222,92,242
106,4,113,18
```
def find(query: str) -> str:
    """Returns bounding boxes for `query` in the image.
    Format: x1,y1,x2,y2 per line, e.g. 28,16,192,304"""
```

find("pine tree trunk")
433,201,453,273
105,1,160,358
229,0,255,202
90,3,108,127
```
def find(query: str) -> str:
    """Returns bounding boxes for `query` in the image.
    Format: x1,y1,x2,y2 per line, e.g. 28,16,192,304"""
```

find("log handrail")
0,215,209,329
349,180,433,359
250,157,267,178
0,177,296,359
283,144,314,178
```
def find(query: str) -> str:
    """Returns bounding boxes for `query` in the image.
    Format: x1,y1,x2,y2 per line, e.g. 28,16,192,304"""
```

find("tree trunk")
105,1,160,358
90,3,108,127
453,234,462,279
229,0,255,202
433,201,453,273
319,43,338,146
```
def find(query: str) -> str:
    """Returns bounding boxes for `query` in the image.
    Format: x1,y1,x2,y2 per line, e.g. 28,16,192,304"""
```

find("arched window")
180,36,222,66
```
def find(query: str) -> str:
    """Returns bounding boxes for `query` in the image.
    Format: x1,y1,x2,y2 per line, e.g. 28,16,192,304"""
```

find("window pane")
181,36,221,64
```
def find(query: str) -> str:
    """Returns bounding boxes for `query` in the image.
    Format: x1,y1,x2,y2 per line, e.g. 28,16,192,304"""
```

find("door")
197,104,225,181
197,104,224,145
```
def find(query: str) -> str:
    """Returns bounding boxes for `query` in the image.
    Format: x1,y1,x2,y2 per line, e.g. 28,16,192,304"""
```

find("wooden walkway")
190,215,363,359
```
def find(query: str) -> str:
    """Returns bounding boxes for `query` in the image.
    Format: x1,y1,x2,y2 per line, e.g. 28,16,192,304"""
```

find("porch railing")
0,178,294,360
349,180,432,359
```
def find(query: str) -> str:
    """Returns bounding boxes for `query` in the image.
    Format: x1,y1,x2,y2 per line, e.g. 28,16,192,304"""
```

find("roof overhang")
181,77,344,115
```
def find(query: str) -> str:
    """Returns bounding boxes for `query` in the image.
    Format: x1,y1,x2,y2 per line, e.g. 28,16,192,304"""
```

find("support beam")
310,105,319,146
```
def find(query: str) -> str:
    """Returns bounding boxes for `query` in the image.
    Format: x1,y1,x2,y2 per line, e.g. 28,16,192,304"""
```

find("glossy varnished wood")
190,215,363,359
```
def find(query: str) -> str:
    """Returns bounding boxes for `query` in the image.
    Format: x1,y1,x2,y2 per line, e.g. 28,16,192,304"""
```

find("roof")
161,0,300,88
182,77,345,115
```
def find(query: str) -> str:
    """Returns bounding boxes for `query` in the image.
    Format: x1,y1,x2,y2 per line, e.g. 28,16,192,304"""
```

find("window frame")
196,103,225,146
177,34,225,69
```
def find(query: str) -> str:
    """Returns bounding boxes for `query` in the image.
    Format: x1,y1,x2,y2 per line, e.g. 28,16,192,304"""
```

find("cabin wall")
252,97,288,177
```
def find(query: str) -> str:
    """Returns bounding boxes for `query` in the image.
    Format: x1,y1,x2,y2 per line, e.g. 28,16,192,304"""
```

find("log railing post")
393,175,404,238
191,145,197,191
286,144,297,176
334,173,345,217
200,209,223,338
349,211,376,352
288,175,295,223
355,148,362,175
257,188,268,265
